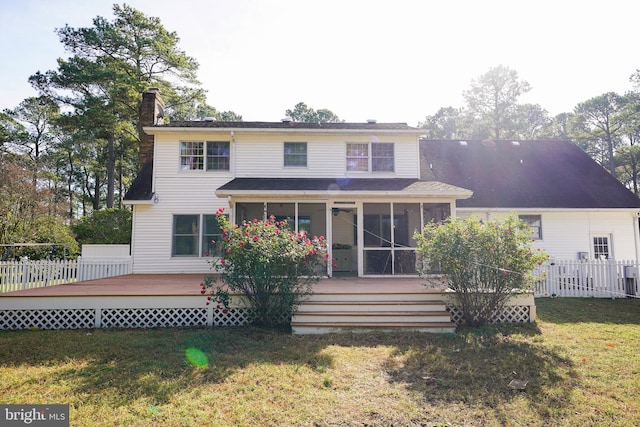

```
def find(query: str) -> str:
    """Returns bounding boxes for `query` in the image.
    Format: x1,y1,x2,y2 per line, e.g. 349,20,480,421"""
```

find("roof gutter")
142,126,424,136
215,189,473,199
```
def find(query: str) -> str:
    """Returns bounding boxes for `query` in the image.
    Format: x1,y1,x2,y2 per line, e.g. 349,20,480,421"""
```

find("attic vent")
459,141,468,146
203,117,215,122
367,119,377,124
281,117,292,123
511,141,520,146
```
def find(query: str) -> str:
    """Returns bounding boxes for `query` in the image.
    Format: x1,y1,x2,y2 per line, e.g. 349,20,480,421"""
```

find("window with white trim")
172,214,227,257
593,235,610,260
172,215,199,256
180,142,204,170
371,143,394,172
284,142,307,167
207,141,230,170
180,141,230,171
519,215,542,240
346,142,394,172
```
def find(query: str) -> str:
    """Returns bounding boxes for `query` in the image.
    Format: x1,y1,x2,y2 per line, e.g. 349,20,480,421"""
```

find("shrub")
414,214,547,327
72,208,132,245
203,209,327,327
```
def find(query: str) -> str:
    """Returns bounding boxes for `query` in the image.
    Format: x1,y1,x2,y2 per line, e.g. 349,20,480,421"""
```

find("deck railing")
0,258,132,293
534,259,639,298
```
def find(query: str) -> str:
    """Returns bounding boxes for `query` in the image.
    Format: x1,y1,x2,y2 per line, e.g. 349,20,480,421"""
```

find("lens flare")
185,347,209,367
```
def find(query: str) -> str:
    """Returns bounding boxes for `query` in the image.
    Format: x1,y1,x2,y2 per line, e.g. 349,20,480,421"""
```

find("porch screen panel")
363,203,392,274
363,203,391,247
298,203,326,236
393,203,420,247
394,251,416,274
423,203,451,224
236,203,265,224
267,203,295,228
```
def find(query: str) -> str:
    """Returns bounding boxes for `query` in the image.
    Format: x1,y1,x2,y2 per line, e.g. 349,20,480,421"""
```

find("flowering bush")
203,209,327,327
414,214,548,327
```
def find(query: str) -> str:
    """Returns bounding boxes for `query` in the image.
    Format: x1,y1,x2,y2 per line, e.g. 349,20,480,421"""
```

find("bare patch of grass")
0,298,638,426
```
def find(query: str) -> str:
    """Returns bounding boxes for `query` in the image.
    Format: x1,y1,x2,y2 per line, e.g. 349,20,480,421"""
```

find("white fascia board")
123,199,154,205
143,126,424,136
215,189,472,199
459,207,640,213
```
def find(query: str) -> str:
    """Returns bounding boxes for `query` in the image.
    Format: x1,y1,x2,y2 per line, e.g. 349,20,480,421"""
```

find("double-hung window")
346,142,394,172
371,143,394,172
593,236,611,260
180,142,204,170
519,215,542,240
207,141,230,170
172,214,227,257
172,215,200,256
284,142,307,167
180,141,230,171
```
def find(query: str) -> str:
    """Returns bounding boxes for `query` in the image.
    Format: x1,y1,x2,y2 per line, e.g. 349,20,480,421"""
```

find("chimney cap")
146,87,160,93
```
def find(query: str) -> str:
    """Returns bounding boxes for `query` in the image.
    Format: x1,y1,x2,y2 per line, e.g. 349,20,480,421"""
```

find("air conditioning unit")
624,266,638,279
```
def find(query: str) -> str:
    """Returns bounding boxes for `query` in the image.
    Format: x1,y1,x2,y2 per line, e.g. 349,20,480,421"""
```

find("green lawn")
0,298,638,426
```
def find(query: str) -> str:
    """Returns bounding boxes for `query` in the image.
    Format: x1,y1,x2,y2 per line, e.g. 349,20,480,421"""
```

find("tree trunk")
106,132,116,208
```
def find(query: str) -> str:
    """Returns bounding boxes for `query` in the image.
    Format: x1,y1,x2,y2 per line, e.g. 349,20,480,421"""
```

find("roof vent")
203,117,215,122
281,117,292,123
459,140,468,146
511,141,520,146
367,119,377,124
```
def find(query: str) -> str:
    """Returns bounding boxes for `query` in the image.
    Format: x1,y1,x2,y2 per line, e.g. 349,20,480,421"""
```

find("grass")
0,298,638,426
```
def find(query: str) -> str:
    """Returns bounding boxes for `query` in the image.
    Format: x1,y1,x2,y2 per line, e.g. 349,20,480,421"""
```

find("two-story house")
124,89,472,276
124,89,640,277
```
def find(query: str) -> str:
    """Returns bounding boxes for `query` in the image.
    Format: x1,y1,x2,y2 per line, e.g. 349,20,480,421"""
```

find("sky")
1,0,639,127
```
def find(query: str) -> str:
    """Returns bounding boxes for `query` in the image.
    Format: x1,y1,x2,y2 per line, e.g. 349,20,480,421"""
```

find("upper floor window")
180,142,204,170
284,142,307,167
180,141,230,171
372,143,394,172
519,215,542,240
346,142,394,172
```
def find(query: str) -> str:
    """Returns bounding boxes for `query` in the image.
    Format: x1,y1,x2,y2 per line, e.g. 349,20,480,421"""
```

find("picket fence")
0,258,132,293
534,259,639,298
1,257,638,298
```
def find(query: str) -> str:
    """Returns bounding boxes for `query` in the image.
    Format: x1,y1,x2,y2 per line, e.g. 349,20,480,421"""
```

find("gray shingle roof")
216,178,470,196
150,121,420,131
421,139,640,209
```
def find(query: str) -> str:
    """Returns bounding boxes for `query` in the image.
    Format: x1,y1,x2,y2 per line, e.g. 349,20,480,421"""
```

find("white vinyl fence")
534,259,639,298
0,257,132,293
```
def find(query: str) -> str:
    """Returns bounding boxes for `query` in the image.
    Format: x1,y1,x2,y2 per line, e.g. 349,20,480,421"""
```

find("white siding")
458,209,639,261
153,131,420,179
131,129,421,273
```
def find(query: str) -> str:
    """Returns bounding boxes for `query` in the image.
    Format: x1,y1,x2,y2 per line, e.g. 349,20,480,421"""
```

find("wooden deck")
0,274,535,331
0,274,445,297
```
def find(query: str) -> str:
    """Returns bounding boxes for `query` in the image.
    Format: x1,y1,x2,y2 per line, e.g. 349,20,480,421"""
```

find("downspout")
633,212,640,262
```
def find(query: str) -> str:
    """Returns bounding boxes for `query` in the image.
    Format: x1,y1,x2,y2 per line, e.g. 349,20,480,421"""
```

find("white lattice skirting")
0,294,534,330
446,305,531,325
444,293,536,325
0,307,254,330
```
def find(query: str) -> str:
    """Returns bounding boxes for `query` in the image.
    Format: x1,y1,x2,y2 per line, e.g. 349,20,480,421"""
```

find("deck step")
305,293,447,302
294,312,452,323
291,322,456,334
292,293,454,334
297,301,446,313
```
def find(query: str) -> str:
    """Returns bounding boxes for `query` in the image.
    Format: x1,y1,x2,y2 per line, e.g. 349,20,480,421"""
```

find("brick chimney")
139,88,165,167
